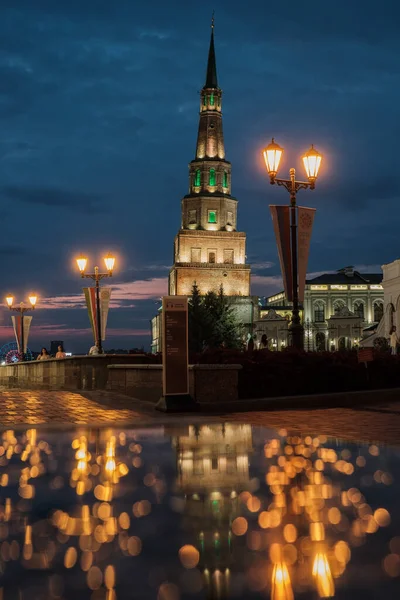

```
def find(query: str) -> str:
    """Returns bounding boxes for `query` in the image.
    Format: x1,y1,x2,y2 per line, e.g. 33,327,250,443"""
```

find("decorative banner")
83,287,97,344
83,287,112,344
162,296,189,397
297,206,316,302
11,315,32,353
100,288,112,341
270,205,293,301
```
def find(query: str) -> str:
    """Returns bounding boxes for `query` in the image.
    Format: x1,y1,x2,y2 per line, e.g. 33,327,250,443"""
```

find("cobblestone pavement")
0,390,159,426
1,390,400,447
226,403,400,446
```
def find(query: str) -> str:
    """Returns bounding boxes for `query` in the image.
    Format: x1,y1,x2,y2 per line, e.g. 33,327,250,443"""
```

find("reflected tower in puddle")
172,424,253,597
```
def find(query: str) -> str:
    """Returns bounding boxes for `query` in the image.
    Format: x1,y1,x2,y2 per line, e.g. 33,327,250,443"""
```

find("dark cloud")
1,186,107,213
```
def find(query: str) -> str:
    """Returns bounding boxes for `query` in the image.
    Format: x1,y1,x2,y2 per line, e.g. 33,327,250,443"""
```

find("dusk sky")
0,0,398,352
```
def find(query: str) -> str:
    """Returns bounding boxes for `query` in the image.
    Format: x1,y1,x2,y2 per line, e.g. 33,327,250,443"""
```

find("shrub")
191,347,400,399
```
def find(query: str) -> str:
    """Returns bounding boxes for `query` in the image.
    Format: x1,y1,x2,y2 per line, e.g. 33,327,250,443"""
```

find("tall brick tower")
168,21,251,297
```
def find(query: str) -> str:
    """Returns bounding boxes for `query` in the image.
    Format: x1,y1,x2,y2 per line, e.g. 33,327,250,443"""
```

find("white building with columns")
381,259,400,335
257,266,383,351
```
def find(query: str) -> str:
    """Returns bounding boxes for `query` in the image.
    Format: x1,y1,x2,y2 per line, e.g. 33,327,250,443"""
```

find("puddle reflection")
0,423,399,598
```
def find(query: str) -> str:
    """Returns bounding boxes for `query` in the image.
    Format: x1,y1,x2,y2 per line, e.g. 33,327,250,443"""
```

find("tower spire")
205,12,218,89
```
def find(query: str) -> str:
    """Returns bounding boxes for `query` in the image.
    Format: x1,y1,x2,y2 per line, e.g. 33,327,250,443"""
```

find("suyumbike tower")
168,19,251,297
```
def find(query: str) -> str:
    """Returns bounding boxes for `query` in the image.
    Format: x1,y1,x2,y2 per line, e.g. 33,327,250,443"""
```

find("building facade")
381,259,400,337
151,24,253,353
257,267,383,351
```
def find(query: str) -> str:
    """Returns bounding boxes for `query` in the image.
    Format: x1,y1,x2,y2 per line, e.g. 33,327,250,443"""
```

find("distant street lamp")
5,294,38,361
262,140,322,350
76,254,116,355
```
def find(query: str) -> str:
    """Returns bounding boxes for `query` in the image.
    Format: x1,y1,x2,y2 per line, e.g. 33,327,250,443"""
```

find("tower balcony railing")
175,262,251,269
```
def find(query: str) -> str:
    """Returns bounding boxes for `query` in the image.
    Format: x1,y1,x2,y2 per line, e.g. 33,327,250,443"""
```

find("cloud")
39,277,168,309
1,186,107,213
251,274,283,297
0,324,150,341
251,261,275,271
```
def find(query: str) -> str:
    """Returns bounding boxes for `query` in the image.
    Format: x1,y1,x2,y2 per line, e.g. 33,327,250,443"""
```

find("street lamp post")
76,254,116,355
262,140,322,350
5,295,38,361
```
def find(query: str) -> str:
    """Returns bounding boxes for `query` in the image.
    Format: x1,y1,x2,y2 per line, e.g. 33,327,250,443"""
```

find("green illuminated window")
210,93,214,106
194,169,201,187
209,168,216,186
208,210,217,224
223,171,228,188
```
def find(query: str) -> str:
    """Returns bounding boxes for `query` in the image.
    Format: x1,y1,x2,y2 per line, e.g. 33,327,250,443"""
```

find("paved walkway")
0,390,400,446
226,403,400,446
0,390,158,426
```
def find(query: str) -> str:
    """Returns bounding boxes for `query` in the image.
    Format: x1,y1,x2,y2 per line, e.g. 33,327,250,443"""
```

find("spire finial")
204,15,218,88
211,10,215,29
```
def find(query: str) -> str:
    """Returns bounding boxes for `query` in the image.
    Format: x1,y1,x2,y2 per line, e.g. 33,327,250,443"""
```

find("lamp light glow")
302,144,322,182
262,138,283,179
28,295,37,308
271,562,294,600
77,256,88,274
312,552,334,598
5,296,13,308
104,254,116,273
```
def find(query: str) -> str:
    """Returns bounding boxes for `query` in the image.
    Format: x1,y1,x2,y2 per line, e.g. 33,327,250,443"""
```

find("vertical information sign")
162,296,189,398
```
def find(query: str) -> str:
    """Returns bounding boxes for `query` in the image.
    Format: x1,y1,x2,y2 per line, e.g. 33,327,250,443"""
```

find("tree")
188,283,242,352
188,282,206,353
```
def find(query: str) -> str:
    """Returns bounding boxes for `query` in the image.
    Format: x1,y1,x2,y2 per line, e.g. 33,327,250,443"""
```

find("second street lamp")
5,294,38,361
77,254,115,355
262,139,322,350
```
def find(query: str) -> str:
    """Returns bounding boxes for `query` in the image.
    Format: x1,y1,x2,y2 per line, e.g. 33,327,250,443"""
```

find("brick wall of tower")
171,265,251,296
175,231,246,264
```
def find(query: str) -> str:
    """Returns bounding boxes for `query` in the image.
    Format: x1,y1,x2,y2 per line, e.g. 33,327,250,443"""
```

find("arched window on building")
333,300,346,315
210,93,215,106
313,301,325,323
373,300,384,322
203,95,207,107
354,301,365,319
209,169,216,186
194,169,201,187
223,171,228,188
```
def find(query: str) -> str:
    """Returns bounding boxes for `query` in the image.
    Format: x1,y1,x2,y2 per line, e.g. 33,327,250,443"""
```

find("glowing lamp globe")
28,295,38,308
77,256,88,274
262,138,283,180
104,254,116,273
5,296,13,308
302,144,322,183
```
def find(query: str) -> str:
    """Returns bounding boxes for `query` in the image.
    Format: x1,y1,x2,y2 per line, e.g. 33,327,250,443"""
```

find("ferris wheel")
0,342,33,363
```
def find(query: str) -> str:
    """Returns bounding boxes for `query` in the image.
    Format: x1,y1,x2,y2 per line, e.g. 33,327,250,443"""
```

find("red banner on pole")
297,207,316,302
11,315,32,353
270,205,293,302
83,287,112,344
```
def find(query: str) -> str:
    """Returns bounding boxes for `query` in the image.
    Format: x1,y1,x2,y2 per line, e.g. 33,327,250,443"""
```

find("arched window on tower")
194,169,201,187
203,95,207,107
223,171,228,188
209,169,216,186
210,93,215,106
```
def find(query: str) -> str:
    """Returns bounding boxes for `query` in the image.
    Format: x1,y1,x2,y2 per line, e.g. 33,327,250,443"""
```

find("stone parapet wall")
107,364,242,404
0,355,150,391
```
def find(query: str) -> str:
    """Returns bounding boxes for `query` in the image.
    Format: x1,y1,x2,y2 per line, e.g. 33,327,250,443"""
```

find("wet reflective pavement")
0,423,400,599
